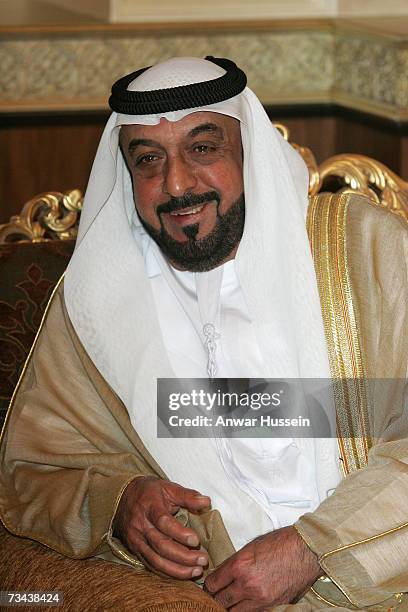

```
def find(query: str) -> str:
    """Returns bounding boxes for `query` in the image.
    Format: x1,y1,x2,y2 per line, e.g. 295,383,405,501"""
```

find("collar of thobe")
142,232,224,379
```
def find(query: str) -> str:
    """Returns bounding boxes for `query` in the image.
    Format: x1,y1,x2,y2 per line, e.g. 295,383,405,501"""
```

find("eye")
135,153,161,166
192,144,216,155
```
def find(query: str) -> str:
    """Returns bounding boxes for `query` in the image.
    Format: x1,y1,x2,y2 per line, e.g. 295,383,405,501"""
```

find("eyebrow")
188,123,224,138
127,122,224,154
128,138,160,153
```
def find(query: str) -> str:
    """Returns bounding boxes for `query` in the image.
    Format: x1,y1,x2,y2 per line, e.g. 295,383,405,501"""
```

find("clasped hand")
204,526,323,611
113,478,322,610
113,476,211,579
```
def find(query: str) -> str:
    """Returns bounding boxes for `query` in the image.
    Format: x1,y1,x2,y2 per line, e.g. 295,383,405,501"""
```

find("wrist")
112,475,148,539
293,525,324,583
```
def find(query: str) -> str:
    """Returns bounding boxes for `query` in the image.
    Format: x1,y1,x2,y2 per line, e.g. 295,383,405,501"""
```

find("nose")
163,154,197,197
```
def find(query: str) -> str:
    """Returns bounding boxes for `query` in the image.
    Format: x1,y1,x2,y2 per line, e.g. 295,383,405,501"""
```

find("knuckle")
126,532,145,555
217,592,233,608
150,507,168,527
230,558,241,575
163,481,180,502
152,532,171,554
248,580,266,600
129,511,147,532
156,513,170,529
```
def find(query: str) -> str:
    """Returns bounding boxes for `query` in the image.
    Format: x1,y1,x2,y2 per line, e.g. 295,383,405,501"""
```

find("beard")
136,191,245,272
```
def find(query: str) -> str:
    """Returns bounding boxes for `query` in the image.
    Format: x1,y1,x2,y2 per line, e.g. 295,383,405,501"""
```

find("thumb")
169,483,211,512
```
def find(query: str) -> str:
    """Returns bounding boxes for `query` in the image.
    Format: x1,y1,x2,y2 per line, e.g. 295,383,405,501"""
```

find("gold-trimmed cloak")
0,192,407,610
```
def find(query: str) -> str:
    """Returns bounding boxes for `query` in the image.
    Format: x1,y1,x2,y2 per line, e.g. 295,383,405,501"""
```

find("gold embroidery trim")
307,193,371,473
106,532,146,571
311,584,403,610
335,194,371,469
310,585,342,608
317,525,408,610
320,521,408,561
295,524,355,606
106,475,147,571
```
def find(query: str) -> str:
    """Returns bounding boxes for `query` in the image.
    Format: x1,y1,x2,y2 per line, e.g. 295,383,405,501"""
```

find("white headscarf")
66,56,330,383
64,59,340,533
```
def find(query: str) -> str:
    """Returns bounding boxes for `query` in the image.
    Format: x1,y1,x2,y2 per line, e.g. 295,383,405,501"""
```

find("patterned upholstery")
0,240,75,428
0,524,224,611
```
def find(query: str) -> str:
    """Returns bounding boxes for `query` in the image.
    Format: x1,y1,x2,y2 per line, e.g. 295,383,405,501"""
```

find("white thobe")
142,242,335,550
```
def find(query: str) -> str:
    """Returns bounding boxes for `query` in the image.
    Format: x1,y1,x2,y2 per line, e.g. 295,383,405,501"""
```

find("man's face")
120,111,245,272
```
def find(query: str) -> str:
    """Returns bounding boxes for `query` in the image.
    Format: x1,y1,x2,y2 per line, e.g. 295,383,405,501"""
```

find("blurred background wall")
1,0,407,222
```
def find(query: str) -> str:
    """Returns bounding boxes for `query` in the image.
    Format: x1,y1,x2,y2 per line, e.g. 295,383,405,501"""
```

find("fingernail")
187,535,199,547
192,568,202,578
197,556,207,566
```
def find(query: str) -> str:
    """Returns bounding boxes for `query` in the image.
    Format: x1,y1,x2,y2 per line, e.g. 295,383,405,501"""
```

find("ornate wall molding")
110,0,337,22
48,0,408,21
0,19,406,121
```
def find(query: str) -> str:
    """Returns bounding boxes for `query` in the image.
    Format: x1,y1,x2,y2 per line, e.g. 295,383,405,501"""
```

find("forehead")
120,111,241,144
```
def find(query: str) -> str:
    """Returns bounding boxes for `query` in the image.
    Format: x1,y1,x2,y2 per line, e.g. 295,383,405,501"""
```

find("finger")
154,512,204,548
205,561,234,594
135,536,204,579
212,582,243,609
146,526,208,567
230,600,258,611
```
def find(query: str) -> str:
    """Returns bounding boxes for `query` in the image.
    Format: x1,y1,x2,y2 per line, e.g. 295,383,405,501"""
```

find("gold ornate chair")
1,128,407,611
0,191,82,429
0,190,82,243
275,124,408,223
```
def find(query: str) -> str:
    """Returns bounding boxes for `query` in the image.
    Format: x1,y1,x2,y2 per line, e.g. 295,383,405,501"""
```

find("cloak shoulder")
298,191,408,609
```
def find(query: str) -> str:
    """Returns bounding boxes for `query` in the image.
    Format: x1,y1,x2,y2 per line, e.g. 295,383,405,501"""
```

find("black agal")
108,57,247,115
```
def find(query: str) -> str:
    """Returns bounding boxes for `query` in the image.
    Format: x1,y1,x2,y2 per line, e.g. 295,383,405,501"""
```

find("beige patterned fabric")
297,194,408,610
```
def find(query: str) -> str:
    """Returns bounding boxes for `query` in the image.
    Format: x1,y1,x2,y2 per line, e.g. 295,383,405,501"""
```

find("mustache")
156,191,220,215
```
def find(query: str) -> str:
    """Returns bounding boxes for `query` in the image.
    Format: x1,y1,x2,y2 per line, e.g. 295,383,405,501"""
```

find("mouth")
169,204,206,217
163,201,216,228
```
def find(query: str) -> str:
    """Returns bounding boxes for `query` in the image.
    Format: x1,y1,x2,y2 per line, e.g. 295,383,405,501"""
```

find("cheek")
200,163,243,204
132,177,162,221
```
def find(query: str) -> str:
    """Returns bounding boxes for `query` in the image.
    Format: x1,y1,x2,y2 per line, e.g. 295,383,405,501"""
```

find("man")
1,56,407,611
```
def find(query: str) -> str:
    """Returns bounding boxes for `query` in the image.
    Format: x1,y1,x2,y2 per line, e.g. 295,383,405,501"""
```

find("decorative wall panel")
333,29,408,119
0,20,406,120
0,29,334,110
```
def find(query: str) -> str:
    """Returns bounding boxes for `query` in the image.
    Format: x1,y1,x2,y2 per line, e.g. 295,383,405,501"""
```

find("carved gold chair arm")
317,154,408,222
275,123,408,223
0,189,83,243
275,123,322,196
